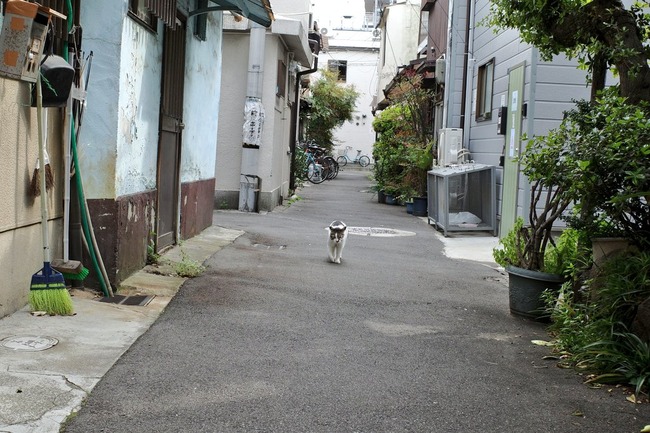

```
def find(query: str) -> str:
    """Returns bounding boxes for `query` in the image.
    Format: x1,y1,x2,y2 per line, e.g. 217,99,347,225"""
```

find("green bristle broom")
29,73,74,316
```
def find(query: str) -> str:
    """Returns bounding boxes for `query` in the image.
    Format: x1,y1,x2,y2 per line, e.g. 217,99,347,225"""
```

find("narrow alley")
63,170,649,433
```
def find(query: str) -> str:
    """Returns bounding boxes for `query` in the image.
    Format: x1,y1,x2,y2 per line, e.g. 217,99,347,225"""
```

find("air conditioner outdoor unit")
435,56,445,83
437,128,463,166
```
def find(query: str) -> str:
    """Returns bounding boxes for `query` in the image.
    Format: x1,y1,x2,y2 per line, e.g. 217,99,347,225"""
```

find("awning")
207,0,274,27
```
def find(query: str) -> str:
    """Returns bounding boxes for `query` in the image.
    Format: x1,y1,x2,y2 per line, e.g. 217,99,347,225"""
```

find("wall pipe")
289,53,318,191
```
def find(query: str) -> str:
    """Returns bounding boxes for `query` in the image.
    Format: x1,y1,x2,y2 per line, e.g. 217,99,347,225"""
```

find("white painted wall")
323,49,379,160
115,18,162,196
182,12,223,183
311,0,366,30
216,32,249,193
375,0,420,107
79,1,126,199
80,2,223,198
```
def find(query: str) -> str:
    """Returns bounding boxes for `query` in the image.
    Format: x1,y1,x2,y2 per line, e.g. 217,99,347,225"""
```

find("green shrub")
493,217,580,276
546,250,650,396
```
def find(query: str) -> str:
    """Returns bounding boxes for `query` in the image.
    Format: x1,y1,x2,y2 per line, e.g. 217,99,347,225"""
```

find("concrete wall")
0,13,65,317
215,32,249,209
217,16,311,212
0,80,64,317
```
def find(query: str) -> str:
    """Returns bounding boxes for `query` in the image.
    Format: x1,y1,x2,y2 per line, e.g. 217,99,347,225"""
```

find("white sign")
243,97,265,146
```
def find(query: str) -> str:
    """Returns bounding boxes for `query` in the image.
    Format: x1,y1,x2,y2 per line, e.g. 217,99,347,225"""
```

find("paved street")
63,170,649,433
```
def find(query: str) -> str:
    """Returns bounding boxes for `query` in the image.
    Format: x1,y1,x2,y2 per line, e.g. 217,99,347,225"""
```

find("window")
194,0,208,41
129,0,156,30
476,58,494,121
328,59,347,82
276,60,286,98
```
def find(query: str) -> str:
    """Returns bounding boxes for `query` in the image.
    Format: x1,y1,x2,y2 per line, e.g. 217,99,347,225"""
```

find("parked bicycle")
336,145,371,167
302,143,339,184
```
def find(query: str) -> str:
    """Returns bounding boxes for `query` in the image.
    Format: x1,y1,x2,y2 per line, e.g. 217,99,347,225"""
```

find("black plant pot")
412,196,427,216
377,190,386,204
506,265,565,320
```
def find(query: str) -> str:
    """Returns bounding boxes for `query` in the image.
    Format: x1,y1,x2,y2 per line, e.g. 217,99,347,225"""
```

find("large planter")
412,196,427,217
506,265,565,320
384,194,398,205
591,237,631,263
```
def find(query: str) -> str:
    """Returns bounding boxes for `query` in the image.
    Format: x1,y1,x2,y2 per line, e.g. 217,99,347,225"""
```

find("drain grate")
347,227,416,237
1,336,58,351
99,295,154,306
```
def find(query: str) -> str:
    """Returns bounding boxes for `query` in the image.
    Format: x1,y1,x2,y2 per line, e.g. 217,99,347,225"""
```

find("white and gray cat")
327,220,348,264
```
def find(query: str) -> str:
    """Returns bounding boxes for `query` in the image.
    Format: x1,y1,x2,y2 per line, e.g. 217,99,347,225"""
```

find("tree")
302,70,359,150
488,0,650,103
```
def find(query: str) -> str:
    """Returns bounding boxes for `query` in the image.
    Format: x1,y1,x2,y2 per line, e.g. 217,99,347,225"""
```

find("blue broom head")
30,263,74,316
31,262,66,289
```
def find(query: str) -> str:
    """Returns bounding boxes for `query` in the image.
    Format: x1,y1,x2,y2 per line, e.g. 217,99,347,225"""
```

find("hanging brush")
30,111,54,196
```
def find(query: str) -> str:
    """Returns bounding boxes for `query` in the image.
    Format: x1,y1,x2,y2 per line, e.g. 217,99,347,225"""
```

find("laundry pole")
239,22,266,212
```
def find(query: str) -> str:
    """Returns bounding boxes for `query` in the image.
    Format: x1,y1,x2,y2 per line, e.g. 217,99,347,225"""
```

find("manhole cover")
347,227,416,237
1,336,58,351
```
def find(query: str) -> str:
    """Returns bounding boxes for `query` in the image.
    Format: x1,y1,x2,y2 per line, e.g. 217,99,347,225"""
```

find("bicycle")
336,145,371,167
302,144,338,184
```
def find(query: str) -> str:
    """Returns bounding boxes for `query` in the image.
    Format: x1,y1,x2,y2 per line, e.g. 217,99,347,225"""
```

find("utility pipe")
289,54,319,191
461,0,476,149
239,22,267,211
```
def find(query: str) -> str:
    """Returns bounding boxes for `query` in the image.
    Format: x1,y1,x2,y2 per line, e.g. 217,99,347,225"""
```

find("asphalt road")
63,170,649,432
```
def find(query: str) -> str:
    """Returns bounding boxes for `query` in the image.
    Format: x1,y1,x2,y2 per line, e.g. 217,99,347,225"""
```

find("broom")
29,73,74,316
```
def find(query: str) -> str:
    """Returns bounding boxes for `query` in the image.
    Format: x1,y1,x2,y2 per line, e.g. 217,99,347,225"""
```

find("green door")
499,62,525,237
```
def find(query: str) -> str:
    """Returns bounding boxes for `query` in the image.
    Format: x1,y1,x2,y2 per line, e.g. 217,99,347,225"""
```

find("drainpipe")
442,0,455,129
289,53,319,191
239,22,266,212
461,0,475,149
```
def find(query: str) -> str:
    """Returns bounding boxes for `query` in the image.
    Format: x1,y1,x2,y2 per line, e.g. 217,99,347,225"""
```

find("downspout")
289,54,318,191
441,0,454,129
239,22,266,212
461,0,475,149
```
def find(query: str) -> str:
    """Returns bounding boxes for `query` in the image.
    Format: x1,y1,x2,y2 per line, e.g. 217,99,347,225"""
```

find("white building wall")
79,1,128,199
375,0,420,107
216,32,249,194
182,12,223,183
325,49,379,160
115,18,162,197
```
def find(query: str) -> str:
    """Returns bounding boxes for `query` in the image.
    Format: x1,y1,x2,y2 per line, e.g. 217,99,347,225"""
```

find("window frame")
476,58,494,121
128,0,157,31
193,0,208,41
328,59,348,82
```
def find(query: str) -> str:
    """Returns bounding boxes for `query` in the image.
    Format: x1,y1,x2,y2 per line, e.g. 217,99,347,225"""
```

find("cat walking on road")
327,221,348,264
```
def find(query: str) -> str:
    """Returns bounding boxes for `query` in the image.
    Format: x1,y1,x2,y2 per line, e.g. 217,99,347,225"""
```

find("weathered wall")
0,59,64,317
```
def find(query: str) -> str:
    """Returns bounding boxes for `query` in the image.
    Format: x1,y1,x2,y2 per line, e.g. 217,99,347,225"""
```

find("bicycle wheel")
358,155,371,167
336,155,347,167
322,156,338,179
307,162,326,184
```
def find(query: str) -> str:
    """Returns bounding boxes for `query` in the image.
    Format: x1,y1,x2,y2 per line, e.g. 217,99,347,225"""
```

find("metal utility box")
0,0,50,82
427,164,497,236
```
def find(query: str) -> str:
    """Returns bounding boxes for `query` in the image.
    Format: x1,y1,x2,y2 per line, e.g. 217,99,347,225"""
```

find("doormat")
99,295,155,306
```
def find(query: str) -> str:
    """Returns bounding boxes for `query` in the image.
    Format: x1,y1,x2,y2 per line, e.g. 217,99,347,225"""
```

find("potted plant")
400,141,433,216
493,129,580,319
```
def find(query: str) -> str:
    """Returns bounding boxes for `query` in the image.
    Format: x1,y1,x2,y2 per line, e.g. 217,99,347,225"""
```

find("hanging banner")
243,97,265,147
